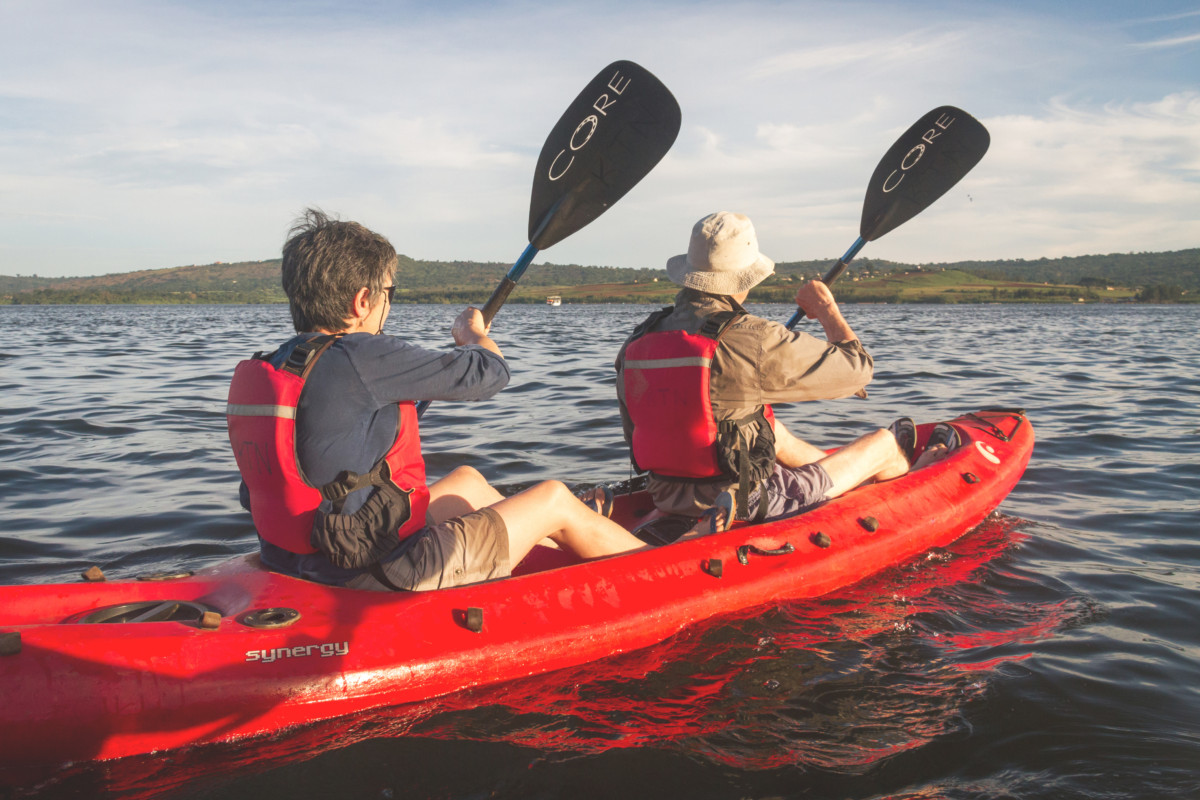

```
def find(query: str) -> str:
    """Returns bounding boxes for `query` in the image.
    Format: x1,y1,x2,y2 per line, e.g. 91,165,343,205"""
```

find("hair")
280,208,398,332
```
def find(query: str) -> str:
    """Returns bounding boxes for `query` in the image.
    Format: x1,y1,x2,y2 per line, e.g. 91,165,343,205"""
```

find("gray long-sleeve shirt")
249,331,510,584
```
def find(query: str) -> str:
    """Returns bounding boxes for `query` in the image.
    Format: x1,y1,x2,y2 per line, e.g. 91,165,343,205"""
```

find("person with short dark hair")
228,209,644,590
615,211,956,532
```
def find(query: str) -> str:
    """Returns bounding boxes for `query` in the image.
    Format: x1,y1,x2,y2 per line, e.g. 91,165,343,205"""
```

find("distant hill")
0,256,669,305
2,248,1196,305
0,260,285,304
773,249,1200,291
939,249,1200,290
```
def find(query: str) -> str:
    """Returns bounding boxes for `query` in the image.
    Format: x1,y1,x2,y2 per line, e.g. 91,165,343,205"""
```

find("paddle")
785,106,990,329
418,60,681,418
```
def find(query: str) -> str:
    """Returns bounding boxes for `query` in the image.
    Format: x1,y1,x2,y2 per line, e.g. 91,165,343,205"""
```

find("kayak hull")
0,409,1033,769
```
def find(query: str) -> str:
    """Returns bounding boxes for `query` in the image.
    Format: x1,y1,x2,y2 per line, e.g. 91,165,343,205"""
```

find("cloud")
2,1,1198,276
928,92,1200,260
750,29,969,79
1131,8,1200,23
1131,31,1200,49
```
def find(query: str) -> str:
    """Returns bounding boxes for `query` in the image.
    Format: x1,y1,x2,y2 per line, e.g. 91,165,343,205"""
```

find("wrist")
813,303,841,323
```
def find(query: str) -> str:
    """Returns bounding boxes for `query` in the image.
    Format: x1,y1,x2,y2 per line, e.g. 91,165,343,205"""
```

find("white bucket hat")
665,211,775,295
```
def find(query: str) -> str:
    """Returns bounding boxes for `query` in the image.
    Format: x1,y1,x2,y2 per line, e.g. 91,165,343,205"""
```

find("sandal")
888,417,917,465
925,422,960,453
583,485,614,518
699,491,736,535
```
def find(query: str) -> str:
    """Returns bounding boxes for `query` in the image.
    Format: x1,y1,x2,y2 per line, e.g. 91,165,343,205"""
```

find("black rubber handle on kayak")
736,542,795,565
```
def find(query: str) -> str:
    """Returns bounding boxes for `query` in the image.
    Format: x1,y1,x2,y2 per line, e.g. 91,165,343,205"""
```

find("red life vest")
621,308,775,488
226,335,430,557
623,326,724,479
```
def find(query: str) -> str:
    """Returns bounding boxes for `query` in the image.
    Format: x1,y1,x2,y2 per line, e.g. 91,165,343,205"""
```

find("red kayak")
0,408,1032,771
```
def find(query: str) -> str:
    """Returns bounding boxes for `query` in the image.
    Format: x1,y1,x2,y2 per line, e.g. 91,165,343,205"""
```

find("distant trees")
1136,285,1187,303
958,249,1199,290
5,249,1198,305
4,289,282,305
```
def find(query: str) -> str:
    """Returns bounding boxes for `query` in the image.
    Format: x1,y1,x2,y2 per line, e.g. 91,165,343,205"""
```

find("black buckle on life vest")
281,334,342,378
319,459,391,508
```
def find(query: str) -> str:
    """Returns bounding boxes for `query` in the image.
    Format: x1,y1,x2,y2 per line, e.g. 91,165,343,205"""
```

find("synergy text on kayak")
245,642,350,663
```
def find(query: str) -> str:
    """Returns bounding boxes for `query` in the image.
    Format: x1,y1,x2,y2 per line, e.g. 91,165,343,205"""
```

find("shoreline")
3,297,1193,307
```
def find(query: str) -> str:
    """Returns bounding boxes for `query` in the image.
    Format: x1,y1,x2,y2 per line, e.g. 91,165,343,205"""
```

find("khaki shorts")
344,507,511,592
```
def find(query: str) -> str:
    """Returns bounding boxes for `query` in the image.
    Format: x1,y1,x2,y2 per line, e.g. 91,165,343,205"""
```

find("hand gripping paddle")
418,61,681,418
785,106,990,329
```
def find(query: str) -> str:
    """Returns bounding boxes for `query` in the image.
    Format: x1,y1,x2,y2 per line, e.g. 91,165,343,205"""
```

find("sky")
1,0,1198,278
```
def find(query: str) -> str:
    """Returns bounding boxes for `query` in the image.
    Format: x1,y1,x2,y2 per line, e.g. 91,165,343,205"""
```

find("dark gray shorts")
748,462,834,521
344,506,510,592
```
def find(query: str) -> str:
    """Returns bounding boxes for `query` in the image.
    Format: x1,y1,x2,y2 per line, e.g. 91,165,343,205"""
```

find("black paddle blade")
528,60,681,250
859,106,989,242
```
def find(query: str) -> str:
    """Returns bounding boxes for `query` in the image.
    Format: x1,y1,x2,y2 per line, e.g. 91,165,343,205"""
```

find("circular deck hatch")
74,600,215,625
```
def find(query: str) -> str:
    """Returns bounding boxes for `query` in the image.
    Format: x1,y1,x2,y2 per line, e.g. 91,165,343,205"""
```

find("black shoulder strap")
628,305,675,343
699,310,746,340
716,410,771,523
281,334,343,379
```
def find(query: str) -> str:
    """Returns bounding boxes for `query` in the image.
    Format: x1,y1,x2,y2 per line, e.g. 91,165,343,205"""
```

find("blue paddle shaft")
785,236,866,330
417,243,541,419
509,242,539,283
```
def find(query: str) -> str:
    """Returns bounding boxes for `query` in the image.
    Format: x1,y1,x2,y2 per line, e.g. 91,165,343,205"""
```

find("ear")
351,286,373,321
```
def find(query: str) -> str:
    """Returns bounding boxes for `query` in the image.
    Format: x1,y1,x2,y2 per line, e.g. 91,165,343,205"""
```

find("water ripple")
2,302,1198,799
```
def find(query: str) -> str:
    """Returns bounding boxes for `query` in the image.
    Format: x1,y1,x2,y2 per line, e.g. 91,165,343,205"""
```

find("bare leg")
816,428,912,498
427,465,504,524
490,480,647,564
773,418,828,467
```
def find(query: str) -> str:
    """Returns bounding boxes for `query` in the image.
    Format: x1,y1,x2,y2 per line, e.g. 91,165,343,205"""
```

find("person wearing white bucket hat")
615,211,953,537
664,211,777,295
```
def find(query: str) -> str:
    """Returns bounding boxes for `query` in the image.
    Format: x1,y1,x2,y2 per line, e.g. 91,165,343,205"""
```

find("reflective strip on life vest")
623,356,712,370
226,403,296,419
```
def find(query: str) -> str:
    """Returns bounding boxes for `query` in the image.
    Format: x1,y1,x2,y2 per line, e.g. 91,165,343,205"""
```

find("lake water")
1,302,1197,799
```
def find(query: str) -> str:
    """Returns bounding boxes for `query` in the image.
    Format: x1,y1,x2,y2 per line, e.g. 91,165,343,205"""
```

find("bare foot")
911,443,949,470
581,485,614,518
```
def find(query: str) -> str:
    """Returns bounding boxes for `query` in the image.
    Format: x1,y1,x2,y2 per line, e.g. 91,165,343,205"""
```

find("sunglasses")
381,285,396,303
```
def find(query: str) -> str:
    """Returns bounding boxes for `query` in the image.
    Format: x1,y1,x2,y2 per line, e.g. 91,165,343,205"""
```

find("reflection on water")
2,303,1199,799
